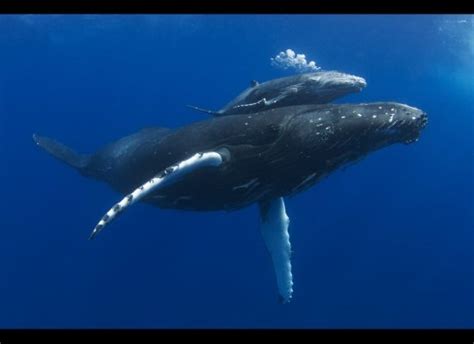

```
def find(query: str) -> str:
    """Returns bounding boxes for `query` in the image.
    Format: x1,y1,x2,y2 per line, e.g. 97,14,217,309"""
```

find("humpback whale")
34,102,427,303
188,71,367,116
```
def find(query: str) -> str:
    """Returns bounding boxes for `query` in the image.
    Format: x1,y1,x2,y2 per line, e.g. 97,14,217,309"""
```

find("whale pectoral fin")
231,97,270,112
89,151,225,240
259,197,293,303
186,105,220,116
264,86,299,106
264,94,286,106
237,92,287,111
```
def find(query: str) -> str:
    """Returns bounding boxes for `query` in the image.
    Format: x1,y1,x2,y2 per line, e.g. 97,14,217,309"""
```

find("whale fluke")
33,134,89,170
89,151,225,240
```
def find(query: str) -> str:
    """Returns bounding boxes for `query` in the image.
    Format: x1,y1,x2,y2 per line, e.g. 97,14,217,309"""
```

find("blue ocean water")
0,14,472,328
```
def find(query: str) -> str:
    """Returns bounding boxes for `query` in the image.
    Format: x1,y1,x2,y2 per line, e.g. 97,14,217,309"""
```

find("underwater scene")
0,14,472,328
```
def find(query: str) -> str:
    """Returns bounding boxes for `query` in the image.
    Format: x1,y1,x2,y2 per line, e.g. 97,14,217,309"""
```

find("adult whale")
188,70,367,116
34,102,427,303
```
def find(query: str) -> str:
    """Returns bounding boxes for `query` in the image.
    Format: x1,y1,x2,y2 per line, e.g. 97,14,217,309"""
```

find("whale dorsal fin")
89,151,225,239
250,80,259,87
259,197,293,303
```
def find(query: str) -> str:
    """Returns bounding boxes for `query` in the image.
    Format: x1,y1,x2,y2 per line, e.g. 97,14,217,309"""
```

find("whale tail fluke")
33,134,89,171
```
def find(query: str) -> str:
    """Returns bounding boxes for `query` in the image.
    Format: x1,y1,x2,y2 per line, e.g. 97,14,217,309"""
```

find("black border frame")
1,329,474,342
0,1,473,14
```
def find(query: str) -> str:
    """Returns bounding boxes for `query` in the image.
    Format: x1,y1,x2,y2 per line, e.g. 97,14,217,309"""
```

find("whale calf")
188,71,367,116
34,102,427,303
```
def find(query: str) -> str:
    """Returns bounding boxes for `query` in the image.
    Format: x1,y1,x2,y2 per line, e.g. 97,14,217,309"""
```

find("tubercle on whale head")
400,111,428,144
350,76,367,92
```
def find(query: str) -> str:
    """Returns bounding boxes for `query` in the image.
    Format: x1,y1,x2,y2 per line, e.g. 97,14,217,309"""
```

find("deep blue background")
0,15,472,328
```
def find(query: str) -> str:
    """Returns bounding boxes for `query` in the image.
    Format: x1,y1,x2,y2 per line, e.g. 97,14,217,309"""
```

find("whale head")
282,102,428,188
338,102,429,148
303,71,367,96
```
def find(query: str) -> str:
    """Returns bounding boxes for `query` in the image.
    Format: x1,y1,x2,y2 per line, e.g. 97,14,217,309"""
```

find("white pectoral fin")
259,197,293,303
89,151,224,240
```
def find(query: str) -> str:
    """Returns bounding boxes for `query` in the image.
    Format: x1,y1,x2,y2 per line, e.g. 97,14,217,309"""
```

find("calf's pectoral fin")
89,151,225,240
259,197,293,303
186,104,221,116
